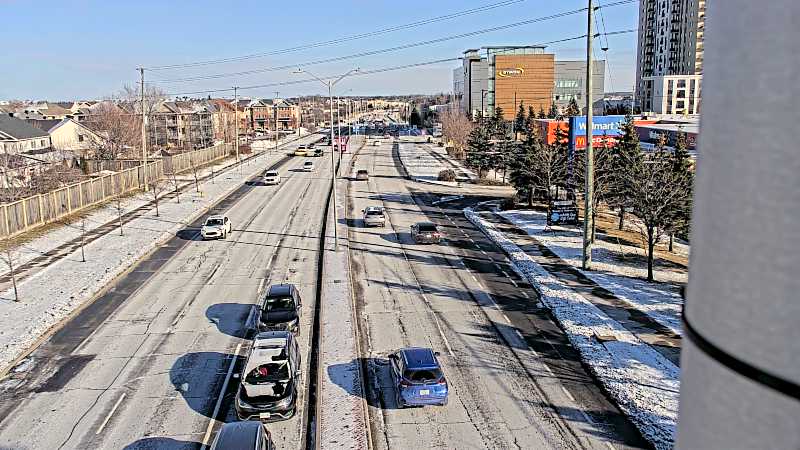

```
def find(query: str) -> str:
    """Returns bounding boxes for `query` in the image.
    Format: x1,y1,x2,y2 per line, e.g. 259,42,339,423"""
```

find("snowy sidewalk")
0,133,315,373
500,209,686,337
396,138,475,186
317,141,369,449
465,208,679,450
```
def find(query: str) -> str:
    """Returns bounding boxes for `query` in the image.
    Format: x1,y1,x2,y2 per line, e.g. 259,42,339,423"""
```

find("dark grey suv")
209,421,274,450
258,284,302,334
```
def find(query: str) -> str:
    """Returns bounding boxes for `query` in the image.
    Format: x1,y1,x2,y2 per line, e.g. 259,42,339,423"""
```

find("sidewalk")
0,133,315,373
317,137,369,449
465,207,679,450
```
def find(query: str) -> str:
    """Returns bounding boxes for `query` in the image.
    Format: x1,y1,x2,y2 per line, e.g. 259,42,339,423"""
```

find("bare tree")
149,181,165,217
0,238,20,302
116,197,125,236
79,218,87,262
169,172,181,204
624,147,693,282
440,109,474,160
83,102,139,159
190,155,201,193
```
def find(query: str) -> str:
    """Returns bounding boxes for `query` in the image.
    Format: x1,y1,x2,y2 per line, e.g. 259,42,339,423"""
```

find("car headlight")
273,393,293,409
236,395,254,410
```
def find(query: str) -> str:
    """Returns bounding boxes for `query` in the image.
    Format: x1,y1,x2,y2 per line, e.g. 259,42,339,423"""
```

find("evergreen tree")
513,102,526,139
525,105,537,137
608,115,641,230
408,107,422,127
537,105,547,119
466,124,493,178
565,97,581,116
548,100,559,119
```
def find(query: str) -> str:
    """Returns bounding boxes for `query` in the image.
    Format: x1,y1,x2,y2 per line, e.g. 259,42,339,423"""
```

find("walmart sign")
568,115,626,148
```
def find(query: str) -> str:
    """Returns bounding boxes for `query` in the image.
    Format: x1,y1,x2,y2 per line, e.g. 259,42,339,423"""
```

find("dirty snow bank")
396,140,475,185
465,208,679,450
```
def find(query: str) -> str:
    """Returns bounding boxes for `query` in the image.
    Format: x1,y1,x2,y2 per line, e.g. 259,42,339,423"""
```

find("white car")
302,161,314,172
264,170,281,185
362,206,386,227
201,215,231,239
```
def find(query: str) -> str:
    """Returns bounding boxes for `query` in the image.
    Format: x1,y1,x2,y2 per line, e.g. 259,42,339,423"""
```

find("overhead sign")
568,115,626,149
497,67,525,77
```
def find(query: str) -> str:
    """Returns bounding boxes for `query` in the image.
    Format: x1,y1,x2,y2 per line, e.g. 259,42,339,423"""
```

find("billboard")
568,115,626,149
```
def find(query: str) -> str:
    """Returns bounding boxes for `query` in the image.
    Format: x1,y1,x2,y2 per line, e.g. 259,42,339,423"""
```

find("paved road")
346,139,650,450
0,136,330,450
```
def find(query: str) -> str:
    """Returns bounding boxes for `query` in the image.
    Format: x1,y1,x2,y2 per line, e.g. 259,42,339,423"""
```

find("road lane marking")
508,277,519,287
501,313,511,324
580,410,595,424
201,341,243,448
561,386,576,402
522,291,530,298
95,392,126,435
543,363,555,375
257,278,265,295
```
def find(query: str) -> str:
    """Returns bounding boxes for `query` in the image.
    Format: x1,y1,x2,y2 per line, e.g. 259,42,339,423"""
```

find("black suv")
258,284,302,334
235,331,301,422
209,421,274,450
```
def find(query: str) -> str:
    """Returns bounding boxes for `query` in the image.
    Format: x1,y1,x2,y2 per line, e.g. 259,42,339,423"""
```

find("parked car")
258,284,302,334
362,206,386,227
389,347,448,408
209,421,274,450
263,170,281,185
411,222,441,244
235,331,301,422
201,215,231,240
355,169,369,181
302,161,314,172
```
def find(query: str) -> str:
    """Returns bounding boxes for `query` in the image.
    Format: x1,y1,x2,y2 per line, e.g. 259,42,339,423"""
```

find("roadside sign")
547,202,579,225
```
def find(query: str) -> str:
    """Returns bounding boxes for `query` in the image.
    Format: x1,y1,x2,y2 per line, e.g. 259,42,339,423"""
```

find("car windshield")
305,162,312,166
206,218,224,226
403,368,443,382
417,224,437,232
244,361,290,384
266,171,278,177
265,296,294,311
358,170,368,174
366,210,383,216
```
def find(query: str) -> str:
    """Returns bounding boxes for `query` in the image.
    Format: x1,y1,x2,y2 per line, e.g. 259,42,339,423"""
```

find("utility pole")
581,0,595,270
274,91,280,151
139,67,149,191
234,87,240,163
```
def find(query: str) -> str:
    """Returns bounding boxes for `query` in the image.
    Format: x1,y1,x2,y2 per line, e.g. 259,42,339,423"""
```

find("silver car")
362,206,386,227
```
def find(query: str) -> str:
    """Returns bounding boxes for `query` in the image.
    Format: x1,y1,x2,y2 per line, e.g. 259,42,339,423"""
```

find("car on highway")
411,222,441,244
201,215,231,240
362,206,386,227
302,161,314,172
355,169,369,181
209,421,275,450
311,149,324,157
263,170,281,185
389,347,449,408
235,331,301,422
258,284,302,334
293,147,308,157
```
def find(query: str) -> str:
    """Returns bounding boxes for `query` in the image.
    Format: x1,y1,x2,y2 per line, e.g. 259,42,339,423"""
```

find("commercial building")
453,47,605,120
643,74,702,115
635,0,706,113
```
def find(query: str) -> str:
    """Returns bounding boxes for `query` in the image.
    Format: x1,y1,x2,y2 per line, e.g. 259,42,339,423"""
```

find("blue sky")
0,0,639,100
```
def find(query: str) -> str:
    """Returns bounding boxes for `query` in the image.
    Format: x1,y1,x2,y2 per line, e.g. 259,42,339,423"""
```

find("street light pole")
234,86,240,164
139,67,149,191
274,91,280,151
582,0,595,270
294,68,359,252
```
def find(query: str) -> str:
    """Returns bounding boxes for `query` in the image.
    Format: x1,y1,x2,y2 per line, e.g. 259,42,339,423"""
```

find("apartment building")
636,0,706,113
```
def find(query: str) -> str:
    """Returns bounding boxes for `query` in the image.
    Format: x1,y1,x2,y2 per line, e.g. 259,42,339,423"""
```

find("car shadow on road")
122,437,200,449
175,227,201,241
206,303,257,339
170,351,244,420
327,357,404,411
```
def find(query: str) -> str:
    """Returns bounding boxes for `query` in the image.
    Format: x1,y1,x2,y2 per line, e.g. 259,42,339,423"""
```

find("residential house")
207,99,236,143
149,100,214,150
48,118,105,155
0,114,52,155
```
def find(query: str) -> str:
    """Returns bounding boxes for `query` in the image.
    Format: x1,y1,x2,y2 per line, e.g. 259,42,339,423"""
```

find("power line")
146,0,526,71
160,31,636,97
150,8,595,84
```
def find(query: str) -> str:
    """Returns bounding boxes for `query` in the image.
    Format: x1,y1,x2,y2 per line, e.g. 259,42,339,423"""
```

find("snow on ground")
396,139,475,185
500,209,685,336
465,208,678,450
0,134,311,372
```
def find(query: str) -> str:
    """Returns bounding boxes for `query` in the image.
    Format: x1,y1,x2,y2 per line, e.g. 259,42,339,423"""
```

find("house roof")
26,118,61,133
0,114,50,140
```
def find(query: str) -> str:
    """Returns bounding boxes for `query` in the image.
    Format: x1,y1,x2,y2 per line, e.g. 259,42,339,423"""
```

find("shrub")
437,169,456,182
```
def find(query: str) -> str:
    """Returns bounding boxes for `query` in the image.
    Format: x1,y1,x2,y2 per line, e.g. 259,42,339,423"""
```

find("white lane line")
96,392,126,435
480,250,488,255
201,342,243,448
542,363,555,376
498,269,509,278
580,410,596,424
522,291,530,298
470,274,478,282
501,313,511,324
561,386,576,402
508,277,519,288
605,442,617,450
422,294,455,357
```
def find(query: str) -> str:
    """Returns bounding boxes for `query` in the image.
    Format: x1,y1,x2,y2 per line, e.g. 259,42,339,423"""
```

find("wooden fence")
0,143,232,239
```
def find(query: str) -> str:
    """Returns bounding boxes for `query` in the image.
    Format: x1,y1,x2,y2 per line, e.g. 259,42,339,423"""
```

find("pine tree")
548,100,559,119
537,105,547,119
513,102,526,139
608,115,641,230
466,124,493,178
565,97,581,117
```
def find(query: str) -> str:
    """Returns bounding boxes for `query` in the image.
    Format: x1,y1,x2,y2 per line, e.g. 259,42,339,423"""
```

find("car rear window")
417,224,437,232
264,296,294,311
357,170,368,174
245,362,290,383
403,368,443,382
266,171,278,176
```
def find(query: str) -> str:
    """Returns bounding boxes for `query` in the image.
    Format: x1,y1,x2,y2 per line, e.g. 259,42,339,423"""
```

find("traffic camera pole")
582,0,595,270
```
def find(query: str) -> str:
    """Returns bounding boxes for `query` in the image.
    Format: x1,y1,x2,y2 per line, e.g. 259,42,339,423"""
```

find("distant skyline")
1,0,639,100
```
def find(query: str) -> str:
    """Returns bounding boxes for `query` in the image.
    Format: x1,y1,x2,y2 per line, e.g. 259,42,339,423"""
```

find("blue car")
389,347,449,407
